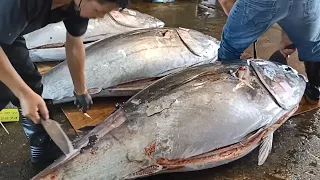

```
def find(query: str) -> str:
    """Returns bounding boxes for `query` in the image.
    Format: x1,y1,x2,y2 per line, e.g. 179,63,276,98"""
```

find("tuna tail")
258,133,273,165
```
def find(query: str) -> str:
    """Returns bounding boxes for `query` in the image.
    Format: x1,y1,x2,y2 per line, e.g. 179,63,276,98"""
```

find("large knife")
41,118,75,155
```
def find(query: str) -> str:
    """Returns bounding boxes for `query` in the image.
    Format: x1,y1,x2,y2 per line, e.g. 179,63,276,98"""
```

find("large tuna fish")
32,59,306,180
24,8,165,62
41,27,220,104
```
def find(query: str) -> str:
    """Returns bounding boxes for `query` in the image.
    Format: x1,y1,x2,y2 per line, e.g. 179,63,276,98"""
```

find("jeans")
0,36,62,164
218,0,320,100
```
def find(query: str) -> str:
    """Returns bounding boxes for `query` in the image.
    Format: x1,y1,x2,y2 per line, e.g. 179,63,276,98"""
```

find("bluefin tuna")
41,27,220,104
32,59,306,180
24,8,165,62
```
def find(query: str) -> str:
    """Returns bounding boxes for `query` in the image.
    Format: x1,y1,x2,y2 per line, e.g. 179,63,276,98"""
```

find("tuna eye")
284,67,291,71
281,65,293,72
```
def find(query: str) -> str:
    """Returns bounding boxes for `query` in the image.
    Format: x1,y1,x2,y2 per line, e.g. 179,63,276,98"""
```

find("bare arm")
218,0,236,15
0,47,48,122
65,32,87,95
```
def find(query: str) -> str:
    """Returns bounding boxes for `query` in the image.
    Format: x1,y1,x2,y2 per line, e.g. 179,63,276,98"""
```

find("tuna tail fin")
258,133,274,165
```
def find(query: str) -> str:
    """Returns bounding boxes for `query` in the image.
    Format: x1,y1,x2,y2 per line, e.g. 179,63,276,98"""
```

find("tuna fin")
242,128,265,142
258,133,273,165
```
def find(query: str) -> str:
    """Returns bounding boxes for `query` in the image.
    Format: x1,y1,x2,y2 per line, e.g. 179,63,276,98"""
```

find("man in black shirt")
0,0,128,165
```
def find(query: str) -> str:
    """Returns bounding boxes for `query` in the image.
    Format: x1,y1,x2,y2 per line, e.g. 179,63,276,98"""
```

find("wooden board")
292,96,320,117
58,78,159,135
60,97,129,134
36,62,60,74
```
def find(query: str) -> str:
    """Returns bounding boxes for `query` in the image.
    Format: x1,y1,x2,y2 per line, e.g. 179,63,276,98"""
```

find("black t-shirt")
0,0,89,45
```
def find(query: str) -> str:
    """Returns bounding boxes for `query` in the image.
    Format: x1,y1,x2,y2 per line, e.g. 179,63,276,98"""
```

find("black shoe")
305,95,320,105
304,83,320,105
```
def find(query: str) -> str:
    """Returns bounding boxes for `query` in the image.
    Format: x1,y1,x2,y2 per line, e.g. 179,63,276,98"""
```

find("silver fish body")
24,8,165,62
33,59,306,180
41,27,220,103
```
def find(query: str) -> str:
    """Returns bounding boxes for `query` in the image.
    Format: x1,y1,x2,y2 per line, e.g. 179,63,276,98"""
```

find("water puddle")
129,0,227,39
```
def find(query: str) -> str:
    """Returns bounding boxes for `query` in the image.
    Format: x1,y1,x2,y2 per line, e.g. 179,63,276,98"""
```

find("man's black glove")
74,91,93,113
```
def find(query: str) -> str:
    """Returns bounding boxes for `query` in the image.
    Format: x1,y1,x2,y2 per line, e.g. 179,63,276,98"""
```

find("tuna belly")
142,106,298,177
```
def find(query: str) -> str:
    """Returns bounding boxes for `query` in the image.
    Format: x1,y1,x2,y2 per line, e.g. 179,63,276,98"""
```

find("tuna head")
247,59,306,110
109,8,165,28
176,27,220,61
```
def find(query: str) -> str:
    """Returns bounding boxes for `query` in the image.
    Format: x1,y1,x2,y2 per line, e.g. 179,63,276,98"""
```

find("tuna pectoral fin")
258,133,273,165
176,28,202,57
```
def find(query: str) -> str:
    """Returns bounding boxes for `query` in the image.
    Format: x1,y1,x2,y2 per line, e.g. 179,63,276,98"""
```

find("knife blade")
41,118,75,155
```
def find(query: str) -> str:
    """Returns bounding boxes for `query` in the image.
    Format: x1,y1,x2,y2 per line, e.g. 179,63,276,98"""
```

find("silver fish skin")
32,59,306,180
25,8,165,62
41,27,220,103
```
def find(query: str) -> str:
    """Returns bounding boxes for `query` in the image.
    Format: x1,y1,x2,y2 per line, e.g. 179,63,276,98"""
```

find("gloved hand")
74,91,93,113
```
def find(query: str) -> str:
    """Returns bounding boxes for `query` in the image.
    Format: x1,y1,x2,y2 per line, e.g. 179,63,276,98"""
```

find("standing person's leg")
280,30,294,51
277,0,320,104
0,36,62,166
269,30,297,65
303,62,320,104
218,0,237,15
218,0,292,61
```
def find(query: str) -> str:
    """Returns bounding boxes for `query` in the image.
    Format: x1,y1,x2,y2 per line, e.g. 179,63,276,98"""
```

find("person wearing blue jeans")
218,0,320,104
218,0,297,61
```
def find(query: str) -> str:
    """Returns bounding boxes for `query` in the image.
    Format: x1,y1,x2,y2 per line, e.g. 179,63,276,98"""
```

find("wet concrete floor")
1,0,320,179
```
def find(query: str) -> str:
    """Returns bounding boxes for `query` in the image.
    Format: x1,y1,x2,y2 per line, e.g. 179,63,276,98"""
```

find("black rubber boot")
304,61,320,104
20,108,63,167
